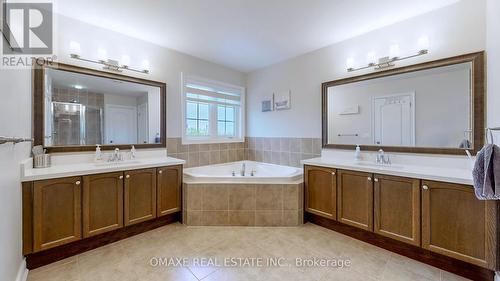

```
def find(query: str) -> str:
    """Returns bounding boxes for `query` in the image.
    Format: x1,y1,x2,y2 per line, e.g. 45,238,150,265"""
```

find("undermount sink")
94,160,142,167
355,162,404,169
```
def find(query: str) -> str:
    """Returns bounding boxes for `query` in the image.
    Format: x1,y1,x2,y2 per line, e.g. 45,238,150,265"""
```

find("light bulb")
389,44,400,59
69,41,81,56
121,55,131,66
417,36,430,51
366,52,377,65
97,48,107,61
346,58,355,70
141,59,150,71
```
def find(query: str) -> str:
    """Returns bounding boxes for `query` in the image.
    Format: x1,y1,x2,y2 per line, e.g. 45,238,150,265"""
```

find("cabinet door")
304,165,337,220
124,168,157,226
33,177,82,252
83,172,124,237
157,165,182,217
337,170,373,231
374,174,420,246
422,180,497,269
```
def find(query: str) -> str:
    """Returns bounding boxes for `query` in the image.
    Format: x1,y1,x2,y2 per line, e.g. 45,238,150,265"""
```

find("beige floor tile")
26,222,469,281
27,257,79,281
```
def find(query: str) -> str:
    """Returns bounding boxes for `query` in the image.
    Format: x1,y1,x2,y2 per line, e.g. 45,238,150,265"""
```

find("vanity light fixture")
69,44,150,74
347,38,429,72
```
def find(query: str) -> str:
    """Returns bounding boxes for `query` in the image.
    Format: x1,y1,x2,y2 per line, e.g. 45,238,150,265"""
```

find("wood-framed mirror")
322,52,485,155
33,62,167,153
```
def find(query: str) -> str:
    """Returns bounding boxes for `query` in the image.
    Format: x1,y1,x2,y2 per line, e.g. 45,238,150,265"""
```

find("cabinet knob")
75,181,81,185
367,177,372,181
119,175,123,180
331,172,335,176
126,175,130,179
374,178,379,182
422,185,429,190
158,170,163,174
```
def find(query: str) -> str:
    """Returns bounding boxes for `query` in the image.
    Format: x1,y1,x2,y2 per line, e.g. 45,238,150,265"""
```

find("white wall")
0,13,245,281
54,14,246,138
487,0,500,130
0,68,31,281
246,0,485,138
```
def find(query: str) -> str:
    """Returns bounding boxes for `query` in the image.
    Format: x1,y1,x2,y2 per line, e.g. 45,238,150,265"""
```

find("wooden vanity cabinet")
304,165,337,220
337,170,373,231
124,168,157,226
373,174,421,246
421,180,498,270
156,165,182,217
82,172,124,237
32,177,82,252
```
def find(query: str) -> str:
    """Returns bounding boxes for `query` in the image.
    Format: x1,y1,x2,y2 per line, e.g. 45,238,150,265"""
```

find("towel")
472,144,500,200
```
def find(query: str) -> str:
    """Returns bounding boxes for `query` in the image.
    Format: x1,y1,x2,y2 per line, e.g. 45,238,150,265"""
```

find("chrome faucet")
241,163,246,176
376,149,391,165
108,148,123,162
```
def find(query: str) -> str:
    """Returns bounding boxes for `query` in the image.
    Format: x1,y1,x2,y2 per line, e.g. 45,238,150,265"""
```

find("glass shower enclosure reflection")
51,102,103,146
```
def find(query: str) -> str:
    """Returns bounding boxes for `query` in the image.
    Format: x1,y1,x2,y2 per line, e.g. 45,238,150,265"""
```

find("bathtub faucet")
241,163,246,176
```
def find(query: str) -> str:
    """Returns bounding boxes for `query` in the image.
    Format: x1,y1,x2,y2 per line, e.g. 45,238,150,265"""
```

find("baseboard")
15,258,28,281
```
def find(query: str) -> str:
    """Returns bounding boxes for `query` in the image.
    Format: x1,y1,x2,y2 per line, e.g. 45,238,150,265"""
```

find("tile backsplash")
167,138,247,168
247,137,321,167
168,137,321,168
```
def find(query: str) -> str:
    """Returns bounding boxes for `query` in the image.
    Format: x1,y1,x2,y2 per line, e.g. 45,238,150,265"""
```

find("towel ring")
486,127,500,144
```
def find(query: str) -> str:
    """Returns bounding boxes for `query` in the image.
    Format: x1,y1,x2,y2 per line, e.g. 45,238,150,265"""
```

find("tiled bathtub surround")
167,137,321,168
183,183,304,226
167,138,248,167
247,137,322,167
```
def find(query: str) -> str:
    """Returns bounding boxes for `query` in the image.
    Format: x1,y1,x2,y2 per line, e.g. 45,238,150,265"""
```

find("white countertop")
22,157,185,182
302,157,473,185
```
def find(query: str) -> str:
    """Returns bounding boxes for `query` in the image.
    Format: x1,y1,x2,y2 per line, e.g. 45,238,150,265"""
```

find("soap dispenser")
94,144,103,162
130,145,137,159
354,145,362,162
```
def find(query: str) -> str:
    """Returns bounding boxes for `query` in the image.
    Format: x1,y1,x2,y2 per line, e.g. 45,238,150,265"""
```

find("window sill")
181,137,245,145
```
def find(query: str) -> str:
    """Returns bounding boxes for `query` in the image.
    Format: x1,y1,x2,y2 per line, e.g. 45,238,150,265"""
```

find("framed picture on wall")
274,90,291,110
262,95,274,112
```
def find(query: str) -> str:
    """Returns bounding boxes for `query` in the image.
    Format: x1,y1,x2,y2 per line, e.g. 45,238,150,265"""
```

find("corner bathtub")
182,161,304,227
183,160,303,184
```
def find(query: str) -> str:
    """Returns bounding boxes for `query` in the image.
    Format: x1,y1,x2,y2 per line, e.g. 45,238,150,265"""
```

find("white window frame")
181,73,245,144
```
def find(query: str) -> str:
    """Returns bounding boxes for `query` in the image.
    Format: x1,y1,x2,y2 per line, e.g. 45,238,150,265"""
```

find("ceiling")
53,0,459,72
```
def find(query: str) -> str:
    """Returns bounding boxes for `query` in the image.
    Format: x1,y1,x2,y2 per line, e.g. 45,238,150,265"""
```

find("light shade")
418,36,430,50
121,55,131,66
366,52,377,65
346,58,355,69
141,59,150,71
69,41,81,55
389,44,400,58
97,48,107,61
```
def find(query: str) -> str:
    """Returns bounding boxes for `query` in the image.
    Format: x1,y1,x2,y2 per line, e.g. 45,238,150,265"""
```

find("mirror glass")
44,68,162,147
326,62,472,149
